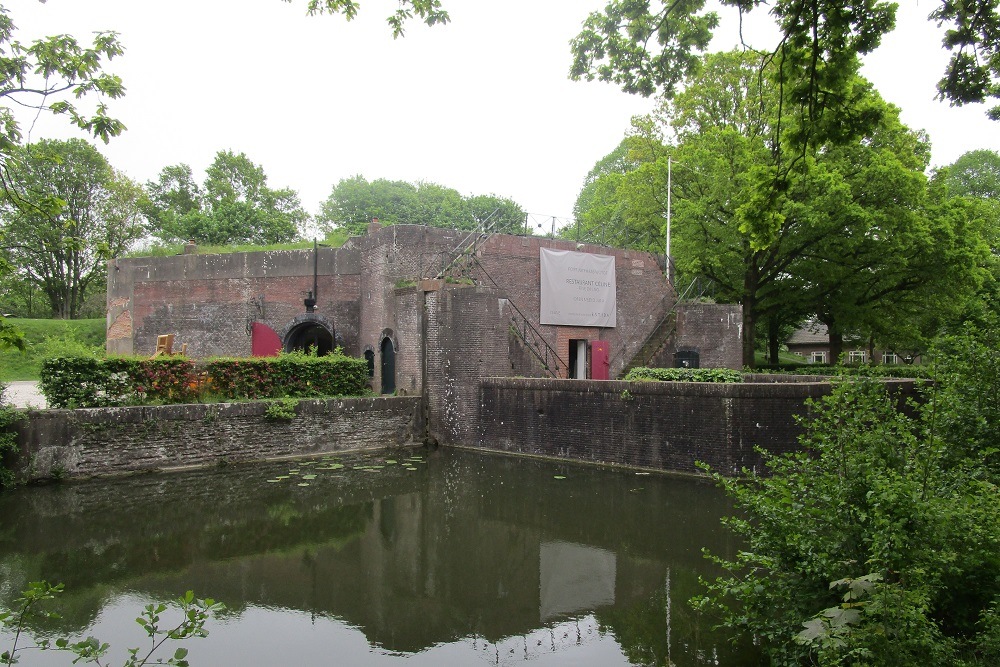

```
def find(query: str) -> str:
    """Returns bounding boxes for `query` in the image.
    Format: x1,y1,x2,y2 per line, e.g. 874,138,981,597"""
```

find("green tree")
944,149,1000,199
0,4,125,339
145,151,307,246
466,194,527,235
285,0,449,37
0,139,146,319
318,175,527,236
695,325,1000,664
0,4,125,176
577,51,988,366
568,0,1000,121
935,150,1000,330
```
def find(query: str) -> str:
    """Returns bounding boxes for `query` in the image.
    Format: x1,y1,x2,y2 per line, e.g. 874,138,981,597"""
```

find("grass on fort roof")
123,229,350,259
0,318,105,382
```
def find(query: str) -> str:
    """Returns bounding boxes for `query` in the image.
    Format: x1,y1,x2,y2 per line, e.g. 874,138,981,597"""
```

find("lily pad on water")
266,479,282,483
302,474,317,480
297,482,310,487
406,467,418,471
553,475,567,480
275,475,290,480
386,460,397,464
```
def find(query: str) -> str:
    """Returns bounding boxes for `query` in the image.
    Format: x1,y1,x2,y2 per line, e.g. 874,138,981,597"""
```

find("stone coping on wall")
482,376,919,397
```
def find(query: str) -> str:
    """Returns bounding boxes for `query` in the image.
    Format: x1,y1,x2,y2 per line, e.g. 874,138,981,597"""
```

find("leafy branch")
1,582,225,667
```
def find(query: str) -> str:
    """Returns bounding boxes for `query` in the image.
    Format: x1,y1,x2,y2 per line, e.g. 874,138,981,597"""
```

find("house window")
810,351,827,364
848,350,867,364
882,352,899,365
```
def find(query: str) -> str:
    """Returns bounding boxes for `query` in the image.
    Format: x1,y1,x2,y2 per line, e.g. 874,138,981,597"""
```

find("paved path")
3,381,47,409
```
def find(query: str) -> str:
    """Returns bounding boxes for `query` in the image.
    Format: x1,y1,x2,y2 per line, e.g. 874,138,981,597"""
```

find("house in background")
785,320,915,365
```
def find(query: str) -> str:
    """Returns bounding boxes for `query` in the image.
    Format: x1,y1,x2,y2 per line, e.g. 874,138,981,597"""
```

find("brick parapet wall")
13,396,421,481
108,248,361,357
648,302,743,370
473,377,918,475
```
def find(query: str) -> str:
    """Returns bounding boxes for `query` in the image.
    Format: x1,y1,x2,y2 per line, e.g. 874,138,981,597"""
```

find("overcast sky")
9,0,1000,223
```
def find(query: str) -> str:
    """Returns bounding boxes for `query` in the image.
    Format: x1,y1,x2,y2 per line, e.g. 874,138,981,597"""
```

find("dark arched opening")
363,349,375,378
285,322,335,356
380,337,396,394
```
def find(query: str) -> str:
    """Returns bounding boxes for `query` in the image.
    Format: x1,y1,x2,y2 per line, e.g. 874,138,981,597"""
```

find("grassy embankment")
0,319,105,382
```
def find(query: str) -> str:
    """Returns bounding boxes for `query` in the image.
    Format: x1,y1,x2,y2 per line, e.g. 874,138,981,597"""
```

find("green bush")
40,351,370,408
0,386,23,489
205,351,368,400
0,319,105,382
694,325,1000,665
754,363,934,379
624,367,744,383
40,357,197,408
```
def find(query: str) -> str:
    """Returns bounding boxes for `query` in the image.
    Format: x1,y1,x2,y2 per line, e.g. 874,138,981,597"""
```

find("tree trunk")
768,315,781,366
829,329,844,364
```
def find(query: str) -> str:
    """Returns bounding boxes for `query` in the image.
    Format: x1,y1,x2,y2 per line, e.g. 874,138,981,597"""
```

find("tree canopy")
0,139,146,319
144,151,308,246
284,0,449,37
574,51,990,365
569,0,1000,121
318,176,527,236
0,4,125,178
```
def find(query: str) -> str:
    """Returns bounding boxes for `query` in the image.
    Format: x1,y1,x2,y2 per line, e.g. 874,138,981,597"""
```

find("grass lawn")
0,318,105,382
754,350,809,367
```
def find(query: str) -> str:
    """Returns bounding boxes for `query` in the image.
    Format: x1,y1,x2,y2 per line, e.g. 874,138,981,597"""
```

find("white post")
666,156,672,268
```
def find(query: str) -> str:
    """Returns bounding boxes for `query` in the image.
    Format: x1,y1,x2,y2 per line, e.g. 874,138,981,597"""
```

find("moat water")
0,448,758,666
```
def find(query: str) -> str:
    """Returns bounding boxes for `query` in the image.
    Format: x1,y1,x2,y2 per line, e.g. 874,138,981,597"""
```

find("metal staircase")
621,276,712,374
433,212,566,378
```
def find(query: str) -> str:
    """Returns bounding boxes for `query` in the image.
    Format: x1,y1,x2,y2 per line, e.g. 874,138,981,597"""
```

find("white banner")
539,248,617,327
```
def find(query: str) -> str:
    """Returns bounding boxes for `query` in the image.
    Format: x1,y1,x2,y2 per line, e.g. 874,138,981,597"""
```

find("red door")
251,322,282,357
590,341,610,380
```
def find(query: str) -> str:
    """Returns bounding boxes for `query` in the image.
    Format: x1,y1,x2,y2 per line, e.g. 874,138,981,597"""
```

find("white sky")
7,0,1000,222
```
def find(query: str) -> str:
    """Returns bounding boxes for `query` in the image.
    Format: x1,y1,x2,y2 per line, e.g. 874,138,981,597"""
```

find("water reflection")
0,448,757,666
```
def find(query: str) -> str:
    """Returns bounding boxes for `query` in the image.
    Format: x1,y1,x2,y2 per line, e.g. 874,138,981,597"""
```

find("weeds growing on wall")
263,397,299,422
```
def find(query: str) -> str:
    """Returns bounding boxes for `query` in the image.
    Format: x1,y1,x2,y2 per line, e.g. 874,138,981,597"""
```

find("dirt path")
3,381,47,409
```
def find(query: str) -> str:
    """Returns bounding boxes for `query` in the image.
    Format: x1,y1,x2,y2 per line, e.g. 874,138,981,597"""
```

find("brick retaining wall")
474,377,918,476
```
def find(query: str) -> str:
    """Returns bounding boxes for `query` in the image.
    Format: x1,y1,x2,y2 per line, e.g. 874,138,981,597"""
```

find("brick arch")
280,314,336,355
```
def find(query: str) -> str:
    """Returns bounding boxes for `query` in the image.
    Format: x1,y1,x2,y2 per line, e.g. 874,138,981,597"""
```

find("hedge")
624,367,744,383
753,364,933,379
39,351,369,409
204,353,368,400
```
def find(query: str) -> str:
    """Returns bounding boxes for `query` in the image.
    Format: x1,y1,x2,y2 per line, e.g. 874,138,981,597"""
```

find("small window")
882,352,899,365
810,351,827,364
848,350,867,364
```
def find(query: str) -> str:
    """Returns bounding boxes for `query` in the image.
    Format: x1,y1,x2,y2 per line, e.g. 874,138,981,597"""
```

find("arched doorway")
283,315,335,356
380,337,396,394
